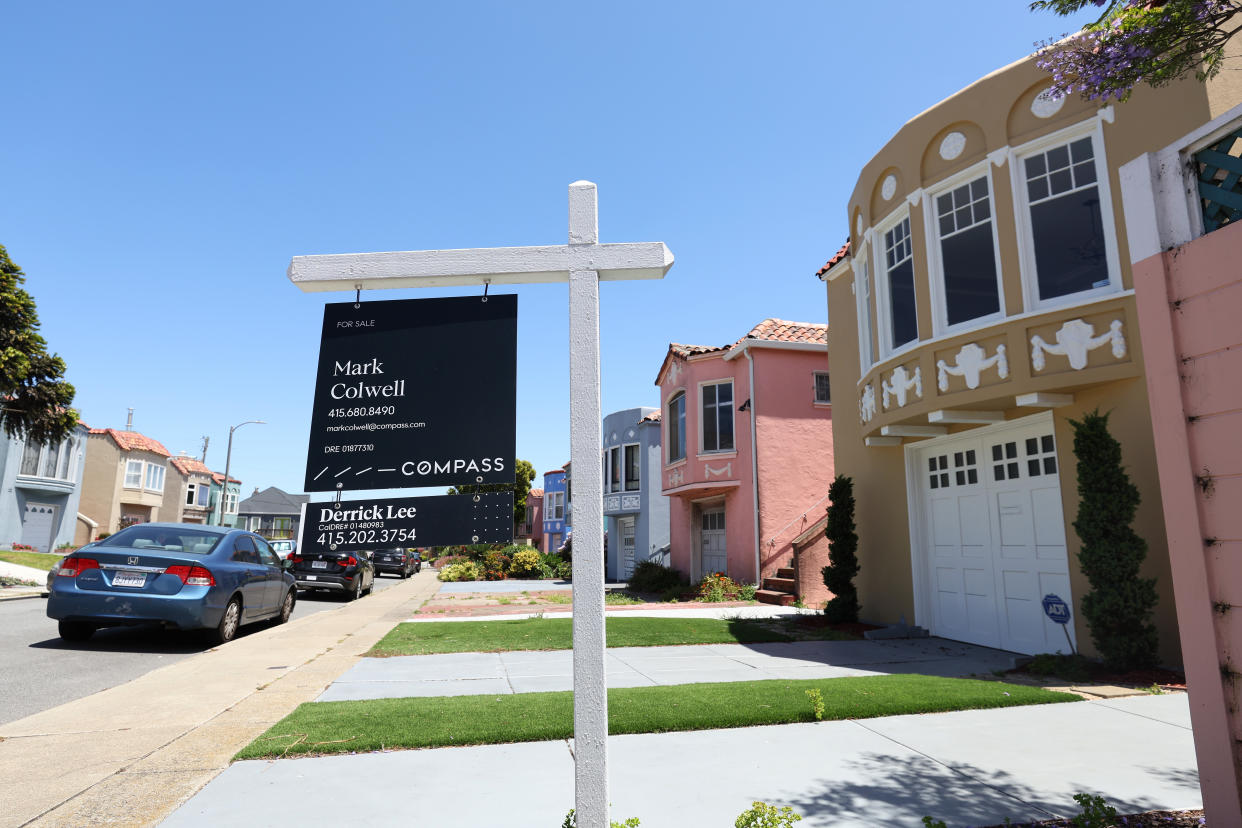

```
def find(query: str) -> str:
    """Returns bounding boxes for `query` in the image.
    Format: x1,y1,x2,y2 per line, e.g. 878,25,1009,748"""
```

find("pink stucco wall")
1134,217,1242,817
659,344,834,588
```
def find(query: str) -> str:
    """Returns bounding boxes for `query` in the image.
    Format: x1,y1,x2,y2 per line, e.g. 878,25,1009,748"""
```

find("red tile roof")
639,410,662,423
90,428,171,457
529,488,544,497
742,318,827,346
212,471,242,485
669,342,728,359
170,456,212,477
815,240,851,278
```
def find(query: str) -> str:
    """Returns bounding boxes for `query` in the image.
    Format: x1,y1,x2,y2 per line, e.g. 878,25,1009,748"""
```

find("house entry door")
22,502,57,553
619,517,636,580
700,508,726,576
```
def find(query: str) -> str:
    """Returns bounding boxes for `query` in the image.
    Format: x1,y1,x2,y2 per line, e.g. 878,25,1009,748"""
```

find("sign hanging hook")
482,279,490,303
354,283,362,309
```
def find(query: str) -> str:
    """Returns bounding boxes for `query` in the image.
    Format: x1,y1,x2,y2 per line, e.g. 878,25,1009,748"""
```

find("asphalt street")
0,572,406,725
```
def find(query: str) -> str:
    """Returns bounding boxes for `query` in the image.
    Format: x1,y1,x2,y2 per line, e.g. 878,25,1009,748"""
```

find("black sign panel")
301,491,514,555
304,295,516,492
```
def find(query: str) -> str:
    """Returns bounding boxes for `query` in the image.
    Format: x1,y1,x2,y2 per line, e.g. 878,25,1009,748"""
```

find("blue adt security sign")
1042,594,1071,625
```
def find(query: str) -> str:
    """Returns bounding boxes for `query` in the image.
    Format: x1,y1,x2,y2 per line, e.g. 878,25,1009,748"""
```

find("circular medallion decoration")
881,174,896,201
1031,89,1066,119
939,132,966,161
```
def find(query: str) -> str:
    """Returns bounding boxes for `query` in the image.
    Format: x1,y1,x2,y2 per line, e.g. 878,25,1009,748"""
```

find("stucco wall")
80,435,121,534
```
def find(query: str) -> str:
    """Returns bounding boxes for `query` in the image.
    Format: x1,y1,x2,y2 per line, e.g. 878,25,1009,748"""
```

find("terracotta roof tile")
639,410,661,423
740,318,827,346
669,342,727,359
815,239,851,277
529,488,544,497
170,456,212,476
93,428,171,457
212,471,242,485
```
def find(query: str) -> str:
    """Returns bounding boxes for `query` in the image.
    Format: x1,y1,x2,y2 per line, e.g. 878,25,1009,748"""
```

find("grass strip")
368,616,828,656
235,674,1078,760
0,550,62,570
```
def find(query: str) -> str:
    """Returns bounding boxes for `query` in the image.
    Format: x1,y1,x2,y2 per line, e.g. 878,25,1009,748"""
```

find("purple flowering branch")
1031,0,1242,101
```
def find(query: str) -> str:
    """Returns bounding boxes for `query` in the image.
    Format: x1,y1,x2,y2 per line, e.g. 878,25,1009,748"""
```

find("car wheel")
58,620,95,642
276,588,295,624
363,573,374,596
346,577,361,602
212,597,242,644
401,566,410,580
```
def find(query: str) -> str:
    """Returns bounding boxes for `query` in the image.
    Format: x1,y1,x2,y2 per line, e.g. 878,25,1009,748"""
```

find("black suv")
288,549,375,600
371,548,420,579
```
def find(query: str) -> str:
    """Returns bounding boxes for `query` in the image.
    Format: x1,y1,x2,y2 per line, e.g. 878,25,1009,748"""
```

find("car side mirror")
281,558,293,570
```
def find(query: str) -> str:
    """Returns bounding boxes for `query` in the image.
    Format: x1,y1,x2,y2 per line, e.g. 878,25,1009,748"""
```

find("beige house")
78,428,174,541
167,454,216,524
818,54,1241,664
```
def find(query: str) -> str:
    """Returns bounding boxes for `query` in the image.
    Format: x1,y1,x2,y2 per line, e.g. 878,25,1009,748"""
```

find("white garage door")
913,416,1076,655
21,502,58,553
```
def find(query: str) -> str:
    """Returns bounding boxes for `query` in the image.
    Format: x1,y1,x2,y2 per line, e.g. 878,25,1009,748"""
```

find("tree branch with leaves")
1033,0,1242,101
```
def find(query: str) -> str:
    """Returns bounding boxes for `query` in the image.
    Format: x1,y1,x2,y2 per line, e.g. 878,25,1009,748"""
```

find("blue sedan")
46,522,297,644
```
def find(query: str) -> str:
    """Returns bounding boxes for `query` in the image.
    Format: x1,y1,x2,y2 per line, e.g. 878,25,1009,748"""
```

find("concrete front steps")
755,567,797,606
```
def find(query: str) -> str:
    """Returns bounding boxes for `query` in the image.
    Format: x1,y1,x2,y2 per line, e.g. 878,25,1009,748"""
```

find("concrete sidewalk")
0,560,50,601
161,693,1201,827
319,637,1022,701
0,570,441,828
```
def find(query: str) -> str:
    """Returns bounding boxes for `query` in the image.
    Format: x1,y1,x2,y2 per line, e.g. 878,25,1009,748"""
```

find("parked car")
46,523,297,644
269,539,297,560
371,548,420,579
287,547,374,599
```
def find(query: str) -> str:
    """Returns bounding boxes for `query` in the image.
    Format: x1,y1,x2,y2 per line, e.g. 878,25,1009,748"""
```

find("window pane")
815,373,831,402
888,259,917,347
1028,178,1048,202
39,444,57,478
20,443,40,476
702,389,718,451
719,401,734,450
941,223,1000,325
1026,155,1046,178
717,383,732,405
57,441,73,479
125,460,142,487
1031,187,1109,300
1049,168,1073,195
609,447,620,491
1047,145,1070,171
1070,137,1093,163
625,445,640,491
186,484,196,506
1073,161,1096,187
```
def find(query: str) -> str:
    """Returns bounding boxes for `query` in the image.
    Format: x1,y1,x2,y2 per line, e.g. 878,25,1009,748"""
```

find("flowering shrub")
437,561,481,582
481,551,511,580
697,572,741,603
509,548,542,577
435,554,472,570
11,543,37,552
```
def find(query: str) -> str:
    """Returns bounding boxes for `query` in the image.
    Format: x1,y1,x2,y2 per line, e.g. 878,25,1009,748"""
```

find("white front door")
700,508,727,575
21,502,58,553
914,416,1075,655
619,517,636,580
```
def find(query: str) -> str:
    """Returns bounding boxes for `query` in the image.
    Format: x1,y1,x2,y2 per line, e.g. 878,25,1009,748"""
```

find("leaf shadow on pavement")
779,751,1198,827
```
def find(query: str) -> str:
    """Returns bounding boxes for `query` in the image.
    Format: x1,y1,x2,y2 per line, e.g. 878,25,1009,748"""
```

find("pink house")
1121,103,1242,821
519,487,544,549
655,319,835,604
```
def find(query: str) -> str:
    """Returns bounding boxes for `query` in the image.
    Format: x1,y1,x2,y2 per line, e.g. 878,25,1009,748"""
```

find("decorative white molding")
704,463,733,479
621,494,641,510
1031,89,1065,119
940,132,966,160
626,429,635,438
906,188,924,207
880,424,947,438
882,365,922,410
1016,391,1075,408
859,384,877,424
936,342,1008,391
610,432,617,442
881,175,897,201
603,495,620,511
1099,105,1115,124
927,409,1005,424
866,436,905,447
988,148,1008,168
668,467,685,488
1030,318,1126,371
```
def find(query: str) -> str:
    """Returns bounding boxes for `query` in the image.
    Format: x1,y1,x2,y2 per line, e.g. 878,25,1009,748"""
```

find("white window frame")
872,212,920,360
547,490,564,521
665,389,687,464
124,459,143,489
853,252,875,373
1009,119,1122,313
921,161,1007,338
185,482,197,507
605,445,621,494
697,379,735,455
145,463,165,493
224,489,238,515
813,371,831,404
623,443,640,492
19,437,78,482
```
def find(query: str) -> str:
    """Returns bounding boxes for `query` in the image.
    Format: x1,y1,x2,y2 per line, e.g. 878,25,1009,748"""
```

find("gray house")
0,423,89,553
237,486,309,540
602,407,670,581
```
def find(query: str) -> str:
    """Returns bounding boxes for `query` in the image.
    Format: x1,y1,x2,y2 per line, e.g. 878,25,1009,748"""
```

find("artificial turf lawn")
235,674,1078,759
0,550,62,570
367,616,853,656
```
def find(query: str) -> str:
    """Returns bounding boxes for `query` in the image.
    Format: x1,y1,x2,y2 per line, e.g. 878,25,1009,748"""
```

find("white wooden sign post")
287,181,673,827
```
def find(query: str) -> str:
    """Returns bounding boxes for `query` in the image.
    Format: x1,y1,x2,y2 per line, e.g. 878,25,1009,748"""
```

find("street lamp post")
217,420,264,526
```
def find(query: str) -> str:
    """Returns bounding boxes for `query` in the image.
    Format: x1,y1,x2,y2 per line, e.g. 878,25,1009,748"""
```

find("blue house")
602,407,670,581
0,423,89,553
541,467,568,553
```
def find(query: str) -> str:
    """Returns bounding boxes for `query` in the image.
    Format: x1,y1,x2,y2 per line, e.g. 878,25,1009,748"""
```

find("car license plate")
312,560,327,569
113,571,147,588
304,575,318,581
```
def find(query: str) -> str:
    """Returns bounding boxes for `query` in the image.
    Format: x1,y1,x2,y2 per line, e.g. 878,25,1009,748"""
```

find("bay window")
701,381,734,453
930,173,1002,330
881,217,918,352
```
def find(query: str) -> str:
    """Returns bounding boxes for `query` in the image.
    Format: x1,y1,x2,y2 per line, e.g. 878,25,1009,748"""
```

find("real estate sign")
303,295,517,492
299,491,514,555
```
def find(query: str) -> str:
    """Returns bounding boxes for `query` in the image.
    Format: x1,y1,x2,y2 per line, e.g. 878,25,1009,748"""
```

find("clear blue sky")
2,2,1097,502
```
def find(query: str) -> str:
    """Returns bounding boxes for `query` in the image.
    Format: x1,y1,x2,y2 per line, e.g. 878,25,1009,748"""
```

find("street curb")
0,590,46,602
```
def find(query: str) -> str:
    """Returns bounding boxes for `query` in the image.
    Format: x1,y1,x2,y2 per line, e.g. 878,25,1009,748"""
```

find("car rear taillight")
57,557,99,577
341,556,358,567
287,554,302,563
165,565,216,586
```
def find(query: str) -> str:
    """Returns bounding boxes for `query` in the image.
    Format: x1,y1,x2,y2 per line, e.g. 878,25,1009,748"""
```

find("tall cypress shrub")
822,475,860,623
1070,410,1159,671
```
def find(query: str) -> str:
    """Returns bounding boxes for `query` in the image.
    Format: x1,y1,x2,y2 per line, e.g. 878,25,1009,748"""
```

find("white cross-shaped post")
288,181,673,828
